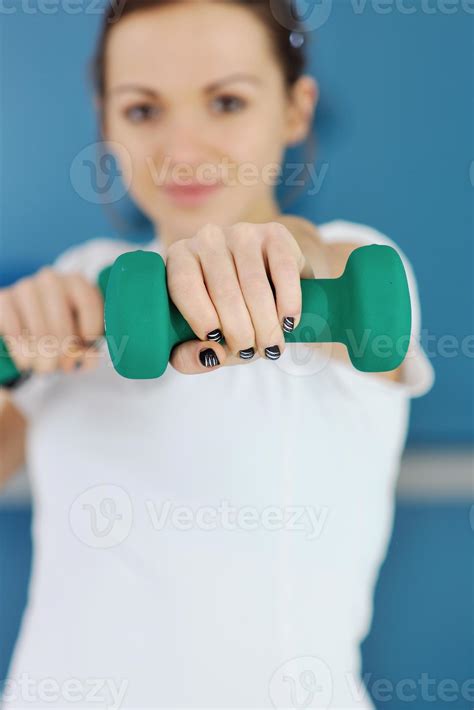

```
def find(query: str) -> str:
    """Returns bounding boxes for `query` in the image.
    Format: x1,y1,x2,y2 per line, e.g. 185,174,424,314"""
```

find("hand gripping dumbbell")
0,244,411,385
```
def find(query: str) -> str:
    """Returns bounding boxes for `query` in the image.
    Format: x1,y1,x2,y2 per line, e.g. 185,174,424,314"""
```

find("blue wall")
0,5,472,445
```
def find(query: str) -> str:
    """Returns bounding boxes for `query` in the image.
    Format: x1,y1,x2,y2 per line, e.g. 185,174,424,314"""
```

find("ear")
284,75,319,147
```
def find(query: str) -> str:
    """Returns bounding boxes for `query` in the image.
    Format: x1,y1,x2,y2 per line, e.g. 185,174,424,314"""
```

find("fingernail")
199,348,220,368
282,317,295,333
239,347,255,360
74,360,83,370
265,345,281,361
206,329,224,344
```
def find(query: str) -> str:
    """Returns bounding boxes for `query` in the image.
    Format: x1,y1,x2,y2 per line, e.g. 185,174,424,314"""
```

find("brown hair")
88,0,316,228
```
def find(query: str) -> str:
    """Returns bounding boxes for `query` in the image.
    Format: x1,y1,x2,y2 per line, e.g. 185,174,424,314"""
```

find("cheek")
120,139,157,192
105,113,150,167
225,108,286,169
227,132,285,185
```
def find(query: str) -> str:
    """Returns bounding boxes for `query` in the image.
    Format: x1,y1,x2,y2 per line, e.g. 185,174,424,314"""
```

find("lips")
163,183,222,206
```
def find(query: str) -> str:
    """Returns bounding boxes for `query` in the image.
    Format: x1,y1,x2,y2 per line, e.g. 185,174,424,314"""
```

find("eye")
123,104,161,124
211,94,247,114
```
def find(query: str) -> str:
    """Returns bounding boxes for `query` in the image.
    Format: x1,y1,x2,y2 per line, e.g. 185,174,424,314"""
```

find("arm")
0,388,27,489
276,215,332,278
0,265,104,488
276,216,402,383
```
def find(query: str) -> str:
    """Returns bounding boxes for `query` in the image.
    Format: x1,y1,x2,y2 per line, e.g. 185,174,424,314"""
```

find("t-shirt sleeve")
7,237,132,421
318,220,435,399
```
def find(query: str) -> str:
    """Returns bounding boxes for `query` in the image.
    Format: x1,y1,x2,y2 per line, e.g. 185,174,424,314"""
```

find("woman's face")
102,1,316,242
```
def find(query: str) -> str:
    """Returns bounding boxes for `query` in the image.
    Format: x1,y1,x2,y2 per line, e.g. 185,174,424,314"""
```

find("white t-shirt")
3,220,434,710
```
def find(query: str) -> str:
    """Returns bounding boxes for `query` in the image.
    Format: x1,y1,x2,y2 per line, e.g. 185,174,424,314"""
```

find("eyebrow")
107,72,262,97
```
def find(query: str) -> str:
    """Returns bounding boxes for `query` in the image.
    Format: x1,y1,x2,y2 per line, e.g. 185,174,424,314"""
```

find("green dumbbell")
0,243,411,385
104,244,411,378
0,268,112,387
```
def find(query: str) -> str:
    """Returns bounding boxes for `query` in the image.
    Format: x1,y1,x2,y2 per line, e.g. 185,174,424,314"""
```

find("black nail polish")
239,347,255,360
199,348,220,368
282,317,295,333
265,345,281,361
74,360,83,370
206,329,224,343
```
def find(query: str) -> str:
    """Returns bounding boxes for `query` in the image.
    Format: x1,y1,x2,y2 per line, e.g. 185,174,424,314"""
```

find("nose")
158,112,211,170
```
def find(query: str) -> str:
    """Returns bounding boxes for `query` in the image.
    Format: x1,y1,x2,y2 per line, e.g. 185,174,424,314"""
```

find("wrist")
276,215,332,279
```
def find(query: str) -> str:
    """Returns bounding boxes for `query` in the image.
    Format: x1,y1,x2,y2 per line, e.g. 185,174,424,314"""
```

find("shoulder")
52,237,148,282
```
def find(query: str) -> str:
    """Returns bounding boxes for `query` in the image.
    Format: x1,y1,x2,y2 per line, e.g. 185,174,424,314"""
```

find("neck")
153,193,283,254
241,193,282,224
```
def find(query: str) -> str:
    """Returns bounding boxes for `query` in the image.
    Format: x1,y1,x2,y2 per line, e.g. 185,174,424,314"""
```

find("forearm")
0,389,27,488
276,214,333,279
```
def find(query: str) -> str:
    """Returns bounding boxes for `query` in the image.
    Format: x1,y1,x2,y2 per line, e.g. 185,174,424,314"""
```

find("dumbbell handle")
166,280,341,347
0,267,111,387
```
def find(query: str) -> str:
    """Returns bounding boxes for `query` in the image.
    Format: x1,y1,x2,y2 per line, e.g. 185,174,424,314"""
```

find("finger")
193,225,256,358
63,275,104,344
166,240,225,343
230,230,285,360
36,268,80,372
264,225,304,333
169,339,227,375
12,277,58,373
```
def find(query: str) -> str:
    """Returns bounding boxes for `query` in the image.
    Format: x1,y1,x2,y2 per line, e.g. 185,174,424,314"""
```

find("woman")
0,1,434,708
